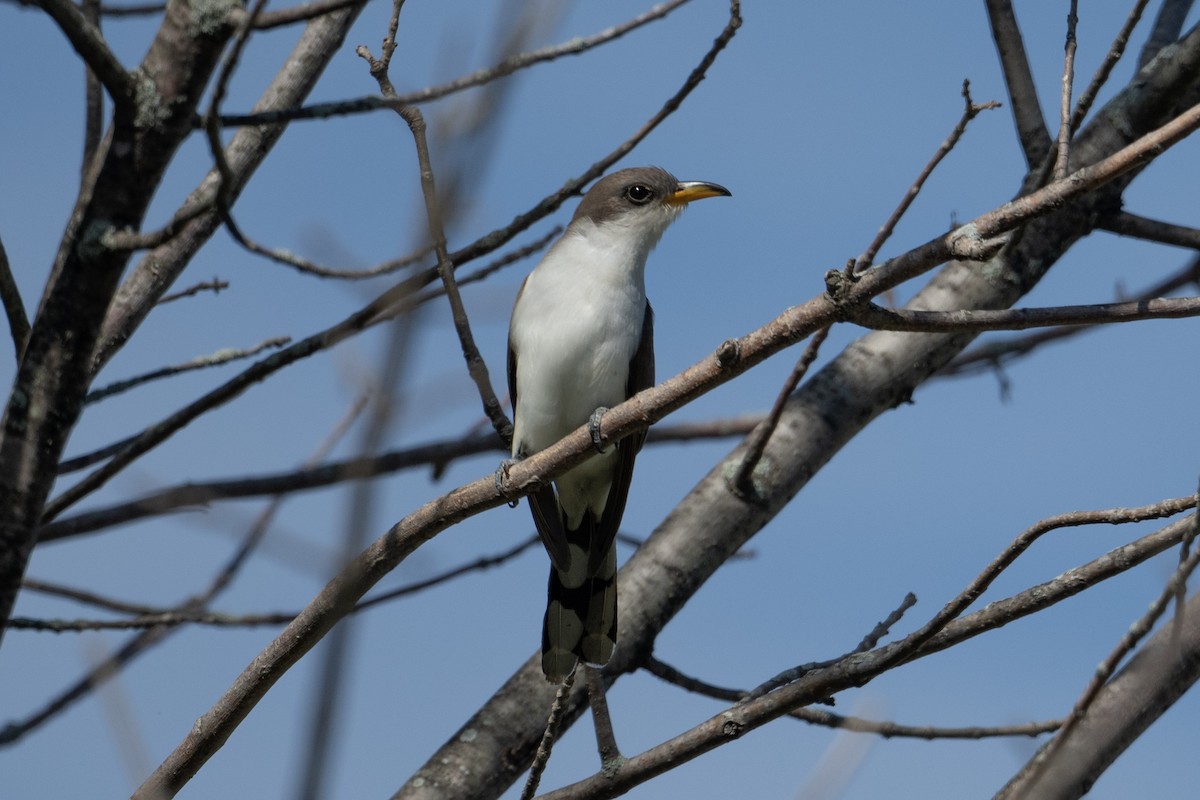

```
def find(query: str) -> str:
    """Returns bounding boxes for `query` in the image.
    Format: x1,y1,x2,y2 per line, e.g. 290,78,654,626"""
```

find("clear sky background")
2,1,1199,798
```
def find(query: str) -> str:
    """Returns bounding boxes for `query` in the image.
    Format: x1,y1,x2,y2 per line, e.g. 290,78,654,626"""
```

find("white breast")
510,219,649,457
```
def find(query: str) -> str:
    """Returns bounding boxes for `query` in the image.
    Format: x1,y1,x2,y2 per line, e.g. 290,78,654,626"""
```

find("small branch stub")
715,339,740,368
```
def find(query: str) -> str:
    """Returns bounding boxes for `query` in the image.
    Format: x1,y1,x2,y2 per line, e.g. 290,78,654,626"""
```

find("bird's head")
570,166,731,254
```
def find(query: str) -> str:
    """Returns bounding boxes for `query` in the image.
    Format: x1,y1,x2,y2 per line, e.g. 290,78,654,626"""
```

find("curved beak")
665,180,732,206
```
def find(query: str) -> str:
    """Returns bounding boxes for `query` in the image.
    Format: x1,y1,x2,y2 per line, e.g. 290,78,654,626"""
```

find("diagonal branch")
984,0,1050,165
0,235,29,361
539,509,1197,800
214,0,695,128
841,294,1200,333
34,0,136,104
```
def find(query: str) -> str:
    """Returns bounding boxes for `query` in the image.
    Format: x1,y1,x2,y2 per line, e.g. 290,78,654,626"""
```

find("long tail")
541,519,617,682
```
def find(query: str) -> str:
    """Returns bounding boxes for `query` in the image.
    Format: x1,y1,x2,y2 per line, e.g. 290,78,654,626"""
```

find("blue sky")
2,1,1199,798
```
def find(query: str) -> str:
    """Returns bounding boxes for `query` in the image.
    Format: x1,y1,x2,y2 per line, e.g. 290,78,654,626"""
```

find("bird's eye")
625,184,653,204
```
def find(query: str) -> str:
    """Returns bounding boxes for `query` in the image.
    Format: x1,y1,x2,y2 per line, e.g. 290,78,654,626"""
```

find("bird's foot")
494,458,520,508
589,407,610,453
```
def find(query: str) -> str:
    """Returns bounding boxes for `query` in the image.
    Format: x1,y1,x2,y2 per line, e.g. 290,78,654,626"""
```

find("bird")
506,166,730,682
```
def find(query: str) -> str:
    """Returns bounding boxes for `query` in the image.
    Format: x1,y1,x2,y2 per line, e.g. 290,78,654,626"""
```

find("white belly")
509,226,649,525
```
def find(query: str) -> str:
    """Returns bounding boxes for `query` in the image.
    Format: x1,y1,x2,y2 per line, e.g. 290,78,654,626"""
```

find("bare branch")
84,337,291,404
857,80,1001,270
1017,532,1200,793
1,397,366,746
1055,1,1079,179
744,592,917,701
20,578,164,616
80,0,103,175
92,4,369,370
157,278,229,305
538,506,1197,800
1098,209,1200,249
101,198,217,252
938,254,1200,378
239,0,362,30
583,665,622,768
730,324,829,501
522,673,575,800
997,554,1200,797
644,657,1060,740
840,294,1200,334
0,235,29,361
214,0,694,128
40,414,759,540
1138,0,1195,68
50,0,748,521
97,2,164,17
1069,0,1151,134
33,0,136,104
13,535,541,632
391,102,513,445
984,0,1050,165
45,276,421,520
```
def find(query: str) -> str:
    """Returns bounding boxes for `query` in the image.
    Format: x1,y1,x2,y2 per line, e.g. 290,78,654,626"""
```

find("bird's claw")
589,407,609,453
495,459,520,508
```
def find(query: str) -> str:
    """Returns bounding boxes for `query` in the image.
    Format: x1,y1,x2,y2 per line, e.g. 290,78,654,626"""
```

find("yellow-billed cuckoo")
507,166,730,681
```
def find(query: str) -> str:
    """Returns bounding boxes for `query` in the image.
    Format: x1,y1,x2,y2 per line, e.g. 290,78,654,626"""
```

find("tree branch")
1055,1,1079,178
538,510,1197,800
985,0,1050,165
0,235,29,361
33,0,136,104
841,294,1200,334
997,576,1200,798
213,0,695,128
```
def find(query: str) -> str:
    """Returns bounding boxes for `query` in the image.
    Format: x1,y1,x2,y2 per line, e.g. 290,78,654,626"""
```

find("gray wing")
585,302,654,573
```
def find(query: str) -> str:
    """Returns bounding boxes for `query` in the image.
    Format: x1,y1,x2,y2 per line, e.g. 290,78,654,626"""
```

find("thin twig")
984,0,1050,165
644,656,1060,739
857,80,1000,270
539,509,1198,800
201,0,269,269
1023,529,1200,788
157,278,229,305
0,235,29,360
1,397,367,746
522,671,575,800
215,0,694,128
412,227,559,306
236,0,362,30
938,255,1200,379
1174,478,1200,642
394,103,513,445
584,665,623,768
840,294,1200,333
1098,210,1200,249
1137,0,1193,69
81,0,102,176
730,324,830,500
84,337,291,404
743,592,917,701
20,578,165,616
101,198,217,252
1069,0,1151,134
12,534,542,632
1055,1,1079,179
43,415,761,539
35,0,136,104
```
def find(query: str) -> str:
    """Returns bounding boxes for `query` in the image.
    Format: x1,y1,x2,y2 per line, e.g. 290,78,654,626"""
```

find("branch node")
715,339,741,369
824,261,861,313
